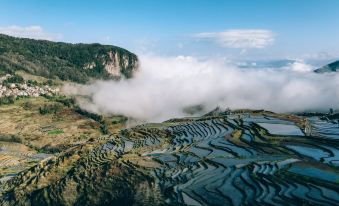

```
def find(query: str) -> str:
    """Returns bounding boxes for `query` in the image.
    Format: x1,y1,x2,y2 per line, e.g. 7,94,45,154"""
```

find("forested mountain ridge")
0,34,138,83
314,60,339,73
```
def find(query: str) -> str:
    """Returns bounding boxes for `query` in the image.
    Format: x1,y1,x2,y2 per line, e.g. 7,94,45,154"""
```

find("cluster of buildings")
0,74,59,98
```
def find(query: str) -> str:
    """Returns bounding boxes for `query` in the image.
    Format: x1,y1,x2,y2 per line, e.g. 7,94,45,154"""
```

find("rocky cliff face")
82,50,138,78
103,51,138,78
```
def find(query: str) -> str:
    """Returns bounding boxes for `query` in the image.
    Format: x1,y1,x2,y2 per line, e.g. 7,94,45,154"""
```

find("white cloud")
194,29,274,49
0,25,62,41
64,55,339,122
287,60,313,72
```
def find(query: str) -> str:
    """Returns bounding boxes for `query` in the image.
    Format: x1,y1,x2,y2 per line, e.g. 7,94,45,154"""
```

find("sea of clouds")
63,55,339,122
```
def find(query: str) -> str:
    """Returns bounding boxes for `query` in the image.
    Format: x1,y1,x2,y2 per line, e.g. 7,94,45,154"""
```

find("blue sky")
1,0,339,61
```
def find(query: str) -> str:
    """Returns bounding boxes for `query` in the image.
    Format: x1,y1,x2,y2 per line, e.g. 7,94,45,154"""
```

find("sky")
1,0,339,62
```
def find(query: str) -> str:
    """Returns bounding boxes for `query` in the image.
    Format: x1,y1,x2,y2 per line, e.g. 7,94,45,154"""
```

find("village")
0,74,59,98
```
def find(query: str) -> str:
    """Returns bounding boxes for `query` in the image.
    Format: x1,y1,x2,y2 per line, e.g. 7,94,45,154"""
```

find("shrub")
39,104,62,115
0,96,15,105
48,130,64,135
3,74,24,84
56,96,76,107
74,106,103,122
23,101,34,110
0,134,22,143
100,124,109,135
27,79,38,86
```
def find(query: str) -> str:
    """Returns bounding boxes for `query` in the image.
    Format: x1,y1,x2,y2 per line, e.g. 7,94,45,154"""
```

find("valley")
0,34,338,206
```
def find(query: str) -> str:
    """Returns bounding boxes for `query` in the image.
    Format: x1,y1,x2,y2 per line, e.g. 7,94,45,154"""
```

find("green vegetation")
75,106,103,122
74,106,111,135
0,134,22,143
100,124,109,135
55,96,76,107
23,101,34,110
314,60,339,73
43,94,76,108
0,66,14,75
2,74,24,84
111,115,128,124
39,103,62,115
26,79,38,86
0,96,15,105
0,34,138,83
47,129,64,135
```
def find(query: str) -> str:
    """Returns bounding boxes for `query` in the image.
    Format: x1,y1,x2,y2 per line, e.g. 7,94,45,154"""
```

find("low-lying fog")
63,55,339,122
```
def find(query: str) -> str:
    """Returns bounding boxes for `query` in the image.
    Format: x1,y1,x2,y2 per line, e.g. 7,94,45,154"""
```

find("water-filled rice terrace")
144,114,339,205
1,111,338,205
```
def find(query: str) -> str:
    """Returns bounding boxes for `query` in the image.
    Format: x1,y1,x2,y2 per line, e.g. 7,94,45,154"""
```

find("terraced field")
147,114,339,205
0,141,52,180
0,111,338,205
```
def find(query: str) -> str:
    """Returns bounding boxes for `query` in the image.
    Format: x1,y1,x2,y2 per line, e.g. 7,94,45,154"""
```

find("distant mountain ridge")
314,60,339,73
0,34,138,83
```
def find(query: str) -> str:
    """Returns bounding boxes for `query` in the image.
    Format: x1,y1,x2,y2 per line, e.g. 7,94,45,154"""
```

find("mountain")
314,60,339,73
1,35,339,206
237,59,296,69
0,34,138,83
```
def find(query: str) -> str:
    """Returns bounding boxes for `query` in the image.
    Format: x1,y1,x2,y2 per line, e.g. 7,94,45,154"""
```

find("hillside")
314,60,339,73
0,34,138,83
1,108,338,205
